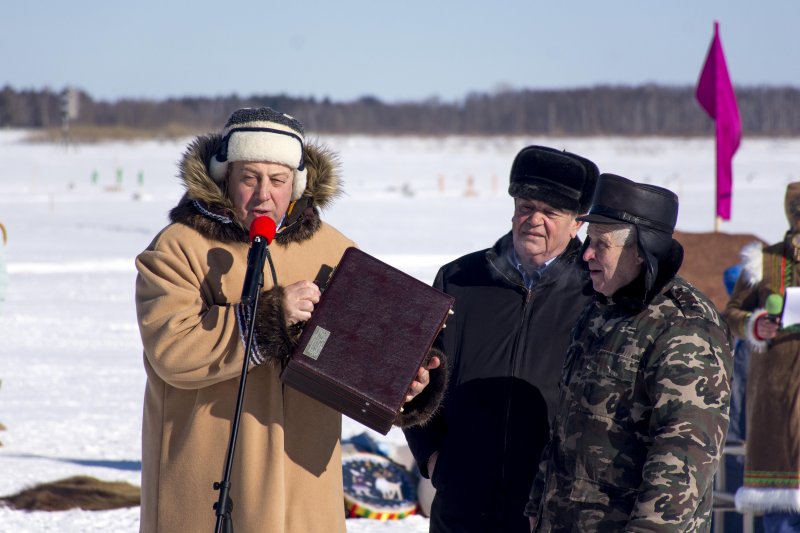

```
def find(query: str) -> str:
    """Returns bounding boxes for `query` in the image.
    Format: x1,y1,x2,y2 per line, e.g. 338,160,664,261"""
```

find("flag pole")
715,128,721,233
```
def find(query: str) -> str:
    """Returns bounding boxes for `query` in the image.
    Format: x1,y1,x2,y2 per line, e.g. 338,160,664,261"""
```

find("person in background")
404,145,599,532
527,174,732,532
718,262,752,533
135,107,444,533
723,262,747,444
0,222,6,444
0,221,7,314
725,182,800,533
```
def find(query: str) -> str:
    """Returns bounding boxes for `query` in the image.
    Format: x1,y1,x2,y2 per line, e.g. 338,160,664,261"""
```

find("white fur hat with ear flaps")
209,107,307,200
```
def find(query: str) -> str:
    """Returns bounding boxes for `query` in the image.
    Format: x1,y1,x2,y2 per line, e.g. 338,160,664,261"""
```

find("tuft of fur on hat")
209,107,308,200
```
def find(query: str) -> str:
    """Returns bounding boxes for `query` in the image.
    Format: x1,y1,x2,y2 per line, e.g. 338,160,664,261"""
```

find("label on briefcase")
302,326,331,360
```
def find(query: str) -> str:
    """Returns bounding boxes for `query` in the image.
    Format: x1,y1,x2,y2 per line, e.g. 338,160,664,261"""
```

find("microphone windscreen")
249,216,277,244
766,293,784,316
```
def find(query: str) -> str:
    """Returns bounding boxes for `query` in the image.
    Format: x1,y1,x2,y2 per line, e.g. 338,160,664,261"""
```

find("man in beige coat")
135,107,444,532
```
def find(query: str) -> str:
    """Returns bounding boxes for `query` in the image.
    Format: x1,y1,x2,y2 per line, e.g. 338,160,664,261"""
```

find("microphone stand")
213,242,278,533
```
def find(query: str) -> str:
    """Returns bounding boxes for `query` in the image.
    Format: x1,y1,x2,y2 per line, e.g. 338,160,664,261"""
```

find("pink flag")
696,21,741,221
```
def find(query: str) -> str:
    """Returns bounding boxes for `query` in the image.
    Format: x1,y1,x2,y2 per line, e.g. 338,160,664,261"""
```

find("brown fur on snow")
0,476,140,511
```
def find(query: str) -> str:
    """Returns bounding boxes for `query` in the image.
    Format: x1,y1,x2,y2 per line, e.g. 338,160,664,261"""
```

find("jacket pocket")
577,349,639,419
568,476,639,528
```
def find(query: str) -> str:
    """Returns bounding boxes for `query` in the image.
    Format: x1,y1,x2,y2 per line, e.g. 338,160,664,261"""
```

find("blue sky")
2,0,797,103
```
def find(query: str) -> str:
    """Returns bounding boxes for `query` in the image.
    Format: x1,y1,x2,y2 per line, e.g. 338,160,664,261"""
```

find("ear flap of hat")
637,227,682,295
571,154,599,214
292,168,307,201
209,153,227,183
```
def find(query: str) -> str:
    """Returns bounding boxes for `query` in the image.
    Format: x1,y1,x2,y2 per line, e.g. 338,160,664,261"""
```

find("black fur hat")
508,145,599,213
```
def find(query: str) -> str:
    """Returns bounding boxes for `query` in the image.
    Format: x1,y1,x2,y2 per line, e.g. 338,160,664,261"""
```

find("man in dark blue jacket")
404,146,599,532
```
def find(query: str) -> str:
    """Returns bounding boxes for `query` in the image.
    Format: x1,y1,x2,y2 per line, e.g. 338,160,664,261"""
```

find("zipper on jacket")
499,286,534,490
487,250,543,497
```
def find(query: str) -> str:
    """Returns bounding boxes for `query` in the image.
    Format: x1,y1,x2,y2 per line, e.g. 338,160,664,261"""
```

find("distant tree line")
1,84,799,136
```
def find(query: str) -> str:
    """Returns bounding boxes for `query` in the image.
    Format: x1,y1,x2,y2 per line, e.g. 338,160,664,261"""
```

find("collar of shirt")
507,247,556,289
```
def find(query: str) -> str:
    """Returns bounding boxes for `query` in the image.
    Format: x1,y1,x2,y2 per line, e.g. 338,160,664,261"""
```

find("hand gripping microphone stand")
213,216,278,533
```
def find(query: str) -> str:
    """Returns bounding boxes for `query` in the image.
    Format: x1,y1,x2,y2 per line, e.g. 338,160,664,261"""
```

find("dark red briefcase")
280,247,454,434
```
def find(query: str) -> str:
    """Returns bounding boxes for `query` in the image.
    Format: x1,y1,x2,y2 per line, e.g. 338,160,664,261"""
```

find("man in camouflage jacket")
526,174,733,532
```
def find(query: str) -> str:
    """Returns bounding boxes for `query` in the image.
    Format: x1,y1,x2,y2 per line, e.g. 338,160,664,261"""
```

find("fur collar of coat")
739,239,765,287
737,239,781,352
168,133,342,246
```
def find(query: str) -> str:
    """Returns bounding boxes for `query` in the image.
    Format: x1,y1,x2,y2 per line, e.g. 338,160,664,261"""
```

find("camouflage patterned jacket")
526,272,732,532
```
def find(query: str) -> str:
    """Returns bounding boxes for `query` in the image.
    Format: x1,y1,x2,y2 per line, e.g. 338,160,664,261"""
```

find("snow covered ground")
0,129,798,532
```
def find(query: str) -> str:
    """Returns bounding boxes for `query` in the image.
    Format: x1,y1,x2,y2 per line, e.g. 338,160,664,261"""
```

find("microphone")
240,217,277,306
765,293,784,325
214,215,277,532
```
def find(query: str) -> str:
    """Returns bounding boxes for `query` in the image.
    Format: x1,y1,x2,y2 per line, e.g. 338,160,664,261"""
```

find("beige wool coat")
135,134,441,532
